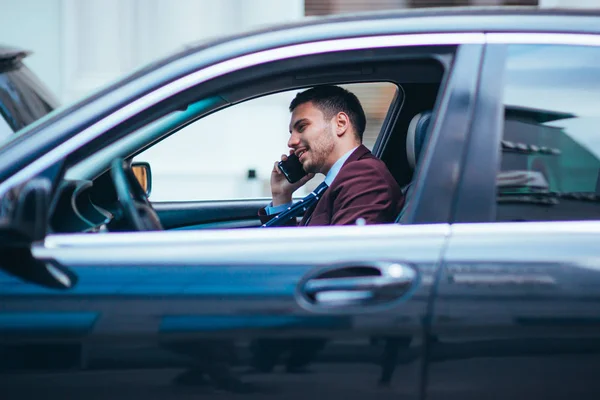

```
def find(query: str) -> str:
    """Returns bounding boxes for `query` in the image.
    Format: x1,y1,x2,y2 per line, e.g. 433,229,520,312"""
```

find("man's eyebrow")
290,118,309,133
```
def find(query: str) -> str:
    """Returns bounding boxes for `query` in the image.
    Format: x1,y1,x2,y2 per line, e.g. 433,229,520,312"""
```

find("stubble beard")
303,126,335,175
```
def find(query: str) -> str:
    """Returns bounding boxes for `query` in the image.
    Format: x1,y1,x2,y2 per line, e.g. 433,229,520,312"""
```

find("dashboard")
50,180,113,233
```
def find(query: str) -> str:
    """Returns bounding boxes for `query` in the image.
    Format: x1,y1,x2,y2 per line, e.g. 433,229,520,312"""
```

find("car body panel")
428,222,600,400
451,43,507,223
1,224,448,399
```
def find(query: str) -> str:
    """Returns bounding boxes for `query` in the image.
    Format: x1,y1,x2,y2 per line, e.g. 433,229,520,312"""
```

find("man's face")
288,102,335,174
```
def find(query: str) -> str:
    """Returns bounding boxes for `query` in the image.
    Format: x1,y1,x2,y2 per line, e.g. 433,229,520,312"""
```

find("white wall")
0,0,63,97
1,0,304,103
539,0,600,7
59,0,304,103
0,0,305,200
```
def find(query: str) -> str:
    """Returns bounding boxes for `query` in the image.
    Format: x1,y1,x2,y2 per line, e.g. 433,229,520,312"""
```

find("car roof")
158,6,600,81
17,6,600,118
183,6,600,51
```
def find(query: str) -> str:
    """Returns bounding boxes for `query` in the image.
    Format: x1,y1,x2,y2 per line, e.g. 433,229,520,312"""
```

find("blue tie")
262,181,329,227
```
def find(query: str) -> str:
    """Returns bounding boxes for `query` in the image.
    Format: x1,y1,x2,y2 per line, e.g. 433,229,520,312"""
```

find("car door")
0,36,483,399
427,33,600,400
0,225,443,399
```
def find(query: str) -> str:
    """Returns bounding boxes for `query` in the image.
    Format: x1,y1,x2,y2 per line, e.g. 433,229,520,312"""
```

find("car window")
497,44,600,222
134,82,397,202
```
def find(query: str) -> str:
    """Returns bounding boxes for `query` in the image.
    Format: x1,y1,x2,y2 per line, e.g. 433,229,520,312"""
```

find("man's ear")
335,112,350,137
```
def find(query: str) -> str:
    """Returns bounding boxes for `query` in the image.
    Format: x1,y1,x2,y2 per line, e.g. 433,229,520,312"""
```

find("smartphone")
278,153,308,184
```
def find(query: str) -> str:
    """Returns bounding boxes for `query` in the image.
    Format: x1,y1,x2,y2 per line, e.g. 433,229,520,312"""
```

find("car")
0,45,59,139
1,6,600,400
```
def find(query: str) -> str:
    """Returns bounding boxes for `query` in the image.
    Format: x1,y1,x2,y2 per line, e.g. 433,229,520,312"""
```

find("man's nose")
287,132,300,148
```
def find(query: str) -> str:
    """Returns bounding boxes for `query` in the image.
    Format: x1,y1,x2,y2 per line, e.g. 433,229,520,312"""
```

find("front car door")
428,31,600,399
0,29,483,400
1,225,443,399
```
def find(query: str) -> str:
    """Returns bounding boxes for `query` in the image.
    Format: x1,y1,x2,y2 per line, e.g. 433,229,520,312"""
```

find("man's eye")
298,125,306,132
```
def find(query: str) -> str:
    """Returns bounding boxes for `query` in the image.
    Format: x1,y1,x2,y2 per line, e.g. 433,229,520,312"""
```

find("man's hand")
271,152,314,206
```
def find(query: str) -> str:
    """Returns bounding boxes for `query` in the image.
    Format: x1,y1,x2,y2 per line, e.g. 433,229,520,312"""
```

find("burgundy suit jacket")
259,145,404,226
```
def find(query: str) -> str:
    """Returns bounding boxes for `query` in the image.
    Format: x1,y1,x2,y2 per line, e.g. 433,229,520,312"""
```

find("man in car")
253,85,405,374
259,85,404,226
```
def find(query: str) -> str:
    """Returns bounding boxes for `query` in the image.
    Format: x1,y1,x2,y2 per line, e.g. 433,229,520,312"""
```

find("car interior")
47,45,454,234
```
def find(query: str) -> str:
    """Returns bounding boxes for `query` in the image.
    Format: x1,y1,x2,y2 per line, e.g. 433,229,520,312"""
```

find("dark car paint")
1,7,600,400
427,225,600,400
0,226,444,400
451,44,507,224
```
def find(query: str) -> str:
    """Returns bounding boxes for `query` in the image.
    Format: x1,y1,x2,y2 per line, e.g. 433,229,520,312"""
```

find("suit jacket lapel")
301,145,371,226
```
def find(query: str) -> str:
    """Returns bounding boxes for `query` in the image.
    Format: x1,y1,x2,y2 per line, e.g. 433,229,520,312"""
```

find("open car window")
133,82,398,202
55,42,452,233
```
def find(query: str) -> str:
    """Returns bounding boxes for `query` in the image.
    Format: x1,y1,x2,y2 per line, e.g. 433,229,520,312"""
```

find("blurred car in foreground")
0,45,59,138
1,6,600,400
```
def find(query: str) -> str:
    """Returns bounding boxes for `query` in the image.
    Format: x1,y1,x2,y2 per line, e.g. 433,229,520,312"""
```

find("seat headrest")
406,111,432,169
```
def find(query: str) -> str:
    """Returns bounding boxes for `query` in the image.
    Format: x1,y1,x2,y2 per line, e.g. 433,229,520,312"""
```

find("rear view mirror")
132,161,152,197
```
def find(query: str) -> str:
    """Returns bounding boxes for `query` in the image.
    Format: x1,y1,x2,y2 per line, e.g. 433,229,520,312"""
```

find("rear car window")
497,44,600,222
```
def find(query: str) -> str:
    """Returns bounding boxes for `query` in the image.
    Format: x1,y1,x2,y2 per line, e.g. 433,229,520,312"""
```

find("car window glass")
497,44,600,222
134,82,397,202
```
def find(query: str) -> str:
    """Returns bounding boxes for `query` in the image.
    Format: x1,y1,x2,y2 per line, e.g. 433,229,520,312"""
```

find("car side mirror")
132,161,152,197
0,178,77,289
5,178,51,242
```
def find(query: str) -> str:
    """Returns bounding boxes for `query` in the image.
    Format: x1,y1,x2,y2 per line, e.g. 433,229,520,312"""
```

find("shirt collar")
324,146,358,186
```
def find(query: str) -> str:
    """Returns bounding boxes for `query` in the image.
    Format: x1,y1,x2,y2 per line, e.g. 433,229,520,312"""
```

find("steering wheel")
110,158,163,231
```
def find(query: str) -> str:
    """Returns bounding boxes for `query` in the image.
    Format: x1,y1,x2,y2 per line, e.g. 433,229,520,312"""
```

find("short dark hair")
289,85,366,141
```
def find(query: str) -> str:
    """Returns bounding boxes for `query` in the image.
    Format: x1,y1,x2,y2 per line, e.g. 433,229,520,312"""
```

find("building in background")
306,0,537,15
0,0,593,200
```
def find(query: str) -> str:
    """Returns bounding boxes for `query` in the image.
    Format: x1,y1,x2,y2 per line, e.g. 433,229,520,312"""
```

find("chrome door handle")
301,263,417,307
304,274,415,294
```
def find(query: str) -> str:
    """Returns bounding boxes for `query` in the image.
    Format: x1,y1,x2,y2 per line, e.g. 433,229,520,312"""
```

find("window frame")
65,47,455,204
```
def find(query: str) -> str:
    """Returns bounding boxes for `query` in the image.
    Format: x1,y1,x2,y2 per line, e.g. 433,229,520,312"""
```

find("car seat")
396,111,432,222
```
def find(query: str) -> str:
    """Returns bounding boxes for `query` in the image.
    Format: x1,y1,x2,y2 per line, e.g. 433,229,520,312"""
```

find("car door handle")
300,263,417,308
